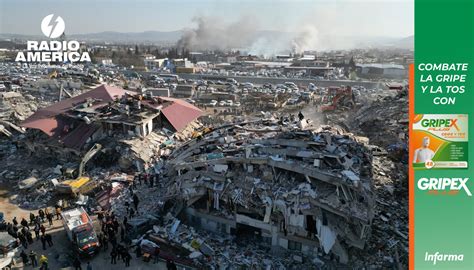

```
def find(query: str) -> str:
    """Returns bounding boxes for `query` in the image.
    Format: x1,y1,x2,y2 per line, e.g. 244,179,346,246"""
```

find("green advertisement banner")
413,0,474,269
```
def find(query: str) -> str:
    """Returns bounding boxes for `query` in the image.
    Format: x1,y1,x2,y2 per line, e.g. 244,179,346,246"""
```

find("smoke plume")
176,15,322,57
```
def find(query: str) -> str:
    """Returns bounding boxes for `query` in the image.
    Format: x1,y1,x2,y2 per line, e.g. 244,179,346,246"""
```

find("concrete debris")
325,91,408,267
0,65,408,268
150,119,375,266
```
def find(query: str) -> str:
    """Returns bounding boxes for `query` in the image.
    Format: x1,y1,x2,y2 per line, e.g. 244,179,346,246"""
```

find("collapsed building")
158,120,374,264
19,84,202,167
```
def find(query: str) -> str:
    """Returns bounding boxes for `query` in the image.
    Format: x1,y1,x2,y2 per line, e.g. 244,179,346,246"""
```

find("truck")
61,207,99,256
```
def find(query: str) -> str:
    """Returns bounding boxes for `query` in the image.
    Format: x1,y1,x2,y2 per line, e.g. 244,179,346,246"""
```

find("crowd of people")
2,171,182,269
4,206,61,269
89,171,178,269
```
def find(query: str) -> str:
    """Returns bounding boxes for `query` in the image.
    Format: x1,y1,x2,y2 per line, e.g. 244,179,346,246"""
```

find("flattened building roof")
21,85,128,136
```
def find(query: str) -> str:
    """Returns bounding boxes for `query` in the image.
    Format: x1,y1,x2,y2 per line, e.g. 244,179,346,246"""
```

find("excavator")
56,143,102,195
192,126,213,140
320,86,355,112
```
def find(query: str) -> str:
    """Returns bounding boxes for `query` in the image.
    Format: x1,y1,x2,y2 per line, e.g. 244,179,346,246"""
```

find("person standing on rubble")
102,233,109,251
110,248,117,264
29,213,35,225
298,111,304,121
110,233,117,249
124,251,131,267
40,224,46,236
39,254,48,270
12,217,18,226
26,230,33,244
20,217,29,230
97,211,104,225
8,224,17,238
132,194,139,210
20,249,29,266
45,233,53,246
116,244,124,261
55,206,62,220
34,222,40,240
38,209,45,222
18,232,28,249
35,216,41,225
46,211,53,226
40,234,47,250
6,223,14,238
29,250,38,267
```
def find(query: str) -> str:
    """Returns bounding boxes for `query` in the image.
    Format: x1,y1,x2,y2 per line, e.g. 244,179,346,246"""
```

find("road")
3,214,170,270
0,183,173,270
179,74,383,89
131,70,385,89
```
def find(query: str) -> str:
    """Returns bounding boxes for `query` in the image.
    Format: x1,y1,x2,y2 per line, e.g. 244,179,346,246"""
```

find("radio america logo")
417,177,472,196
15,14,91,62
41,14,66,38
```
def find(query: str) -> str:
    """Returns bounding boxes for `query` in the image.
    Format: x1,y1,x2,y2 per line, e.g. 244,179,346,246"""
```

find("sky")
0,0,414,38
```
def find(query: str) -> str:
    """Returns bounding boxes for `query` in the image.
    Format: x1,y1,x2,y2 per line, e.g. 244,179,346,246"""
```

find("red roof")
21,85,128,136
159,97,202,131
21,85,201,147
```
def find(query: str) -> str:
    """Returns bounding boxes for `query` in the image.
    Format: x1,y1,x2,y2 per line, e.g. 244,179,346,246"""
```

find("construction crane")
320,86,355,112
57,143,102,195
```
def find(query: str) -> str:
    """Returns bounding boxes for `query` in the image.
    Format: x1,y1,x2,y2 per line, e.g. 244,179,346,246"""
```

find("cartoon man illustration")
413,136,435,163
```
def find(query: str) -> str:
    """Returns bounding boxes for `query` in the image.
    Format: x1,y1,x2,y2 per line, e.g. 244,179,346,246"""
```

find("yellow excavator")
56,144,102,195
48,69,58,79
192,126,212,140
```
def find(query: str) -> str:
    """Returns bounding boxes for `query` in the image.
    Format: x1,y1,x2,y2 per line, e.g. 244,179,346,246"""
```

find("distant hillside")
0,31,414,50
393,35,414,49
70,30,183,43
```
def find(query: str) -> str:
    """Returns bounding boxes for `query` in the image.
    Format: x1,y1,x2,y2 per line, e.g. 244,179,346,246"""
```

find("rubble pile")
156,120,375,266
350,93,408,148
334,92,409,267
0,91,37,123
144,213,327,269
116,121,202,170
0,163,58,209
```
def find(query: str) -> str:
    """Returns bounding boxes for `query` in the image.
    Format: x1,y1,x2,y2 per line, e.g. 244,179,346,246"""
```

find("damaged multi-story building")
20,84,202,168
161,121,375,264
